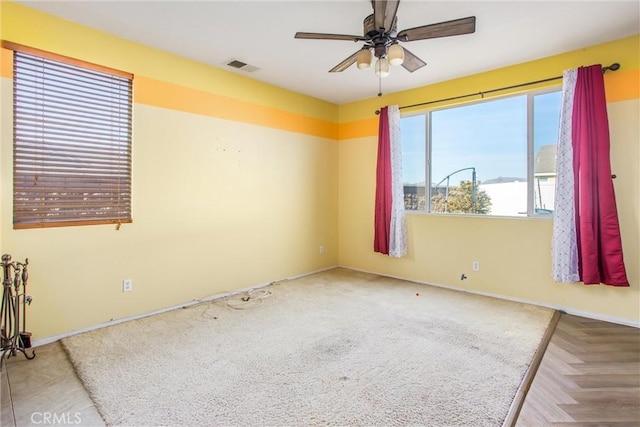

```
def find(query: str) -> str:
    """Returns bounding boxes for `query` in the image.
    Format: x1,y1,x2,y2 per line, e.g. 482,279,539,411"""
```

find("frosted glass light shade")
388,44,405,66
356,49,372,69
375,57,390,78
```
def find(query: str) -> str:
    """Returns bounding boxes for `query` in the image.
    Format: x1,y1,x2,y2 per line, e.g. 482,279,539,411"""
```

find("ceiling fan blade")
295,32,365,42
329,50,361,73
400,47,426,72
372,0,400,33
397,16,476,42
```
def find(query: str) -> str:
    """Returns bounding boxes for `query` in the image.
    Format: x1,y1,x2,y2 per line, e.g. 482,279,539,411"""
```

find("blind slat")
16,132,131,147
15,73,130,96
15,145,130,161
13,50,133,228
15,152,131,167
15,62,132,90
16,203,132,210
10,47,133,79
15,175,131,183
15,81,131,111
16,116,131,138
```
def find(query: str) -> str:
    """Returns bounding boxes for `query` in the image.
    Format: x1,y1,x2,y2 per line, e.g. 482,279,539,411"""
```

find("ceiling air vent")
226,59,260,73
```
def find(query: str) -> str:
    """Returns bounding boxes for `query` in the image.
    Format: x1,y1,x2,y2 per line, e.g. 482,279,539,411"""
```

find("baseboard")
340,265,640,328
32,265,338,348
34,263,636,347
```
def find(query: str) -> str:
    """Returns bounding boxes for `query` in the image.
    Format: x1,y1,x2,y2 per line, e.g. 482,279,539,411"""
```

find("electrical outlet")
123,279,133,292
319,246,324,254
472,261,480,271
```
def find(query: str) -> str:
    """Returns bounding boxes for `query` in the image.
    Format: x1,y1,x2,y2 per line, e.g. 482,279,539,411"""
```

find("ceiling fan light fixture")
375,57,390,78
356,49,372,70
388,43,405,66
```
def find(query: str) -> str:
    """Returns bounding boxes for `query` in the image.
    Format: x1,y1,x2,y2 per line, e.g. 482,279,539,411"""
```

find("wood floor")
517,314,640,426
1,313,638,426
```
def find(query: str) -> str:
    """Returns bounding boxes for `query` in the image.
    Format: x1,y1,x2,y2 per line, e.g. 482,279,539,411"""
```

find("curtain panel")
552,65,629,286
374,106,407,257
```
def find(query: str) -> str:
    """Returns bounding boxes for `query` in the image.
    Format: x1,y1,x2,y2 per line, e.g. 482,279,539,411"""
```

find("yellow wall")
0,2,338,124
1,2,638,341
0,2,339,339
337,35,640,325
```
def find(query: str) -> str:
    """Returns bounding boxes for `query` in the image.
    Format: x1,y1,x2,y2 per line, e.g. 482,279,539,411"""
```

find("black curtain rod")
375,62,620,115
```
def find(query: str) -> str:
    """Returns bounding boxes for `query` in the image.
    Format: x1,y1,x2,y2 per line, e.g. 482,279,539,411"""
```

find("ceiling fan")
294,0,476,77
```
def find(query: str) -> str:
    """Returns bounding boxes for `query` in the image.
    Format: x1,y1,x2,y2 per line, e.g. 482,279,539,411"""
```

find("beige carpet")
62,268,553,426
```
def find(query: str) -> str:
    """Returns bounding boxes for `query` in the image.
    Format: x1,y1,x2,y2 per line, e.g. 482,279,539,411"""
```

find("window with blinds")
12,48,133,229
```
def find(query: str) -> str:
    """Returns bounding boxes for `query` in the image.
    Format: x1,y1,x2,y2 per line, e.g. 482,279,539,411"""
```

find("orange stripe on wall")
1,48,13,78
4,48,635,139
605,68,639,103
135,76,338,139
338,116,378,140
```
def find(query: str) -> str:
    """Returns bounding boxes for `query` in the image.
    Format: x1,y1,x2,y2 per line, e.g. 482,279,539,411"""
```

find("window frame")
5,41,134,229
402,87,561,218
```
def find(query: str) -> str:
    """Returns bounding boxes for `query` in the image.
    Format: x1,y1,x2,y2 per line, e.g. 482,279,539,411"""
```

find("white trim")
33,263,636,348
526,92,534,217
31,265,338,348
340,265,640,328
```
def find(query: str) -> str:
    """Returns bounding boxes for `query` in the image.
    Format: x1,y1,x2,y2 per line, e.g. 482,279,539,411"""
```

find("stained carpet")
62,268,553,426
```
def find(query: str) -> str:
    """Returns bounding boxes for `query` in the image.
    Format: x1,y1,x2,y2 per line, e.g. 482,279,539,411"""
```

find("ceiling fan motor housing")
364,14,398,58
364,14,397,35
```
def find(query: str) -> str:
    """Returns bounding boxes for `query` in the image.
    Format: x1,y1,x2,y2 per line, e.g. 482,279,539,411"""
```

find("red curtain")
572,65,629,286
374,107,392,254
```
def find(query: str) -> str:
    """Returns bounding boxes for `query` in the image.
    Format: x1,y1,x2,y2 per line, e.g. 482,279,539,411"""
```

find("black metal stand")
1,254,35,368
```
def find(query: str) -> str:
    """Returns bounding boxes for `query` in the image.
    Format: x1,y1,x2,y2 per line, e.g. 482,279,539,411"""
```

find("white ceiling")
16,0,640,104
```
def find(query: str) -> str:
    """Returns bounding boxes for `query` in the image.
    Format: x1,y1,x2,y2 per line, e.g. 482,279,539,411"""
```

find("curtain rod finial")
604,63,620,72
375,109,380,115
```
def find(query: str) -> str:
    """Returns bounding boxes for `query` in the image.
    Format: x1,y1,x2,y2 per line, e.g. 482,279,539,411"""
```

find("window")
10,43,133,229
401,90,561,217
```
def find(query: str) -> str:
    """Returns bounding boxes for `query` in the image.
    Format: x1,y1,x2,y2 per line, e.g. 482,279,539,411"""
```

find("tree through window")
401,90,561,217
